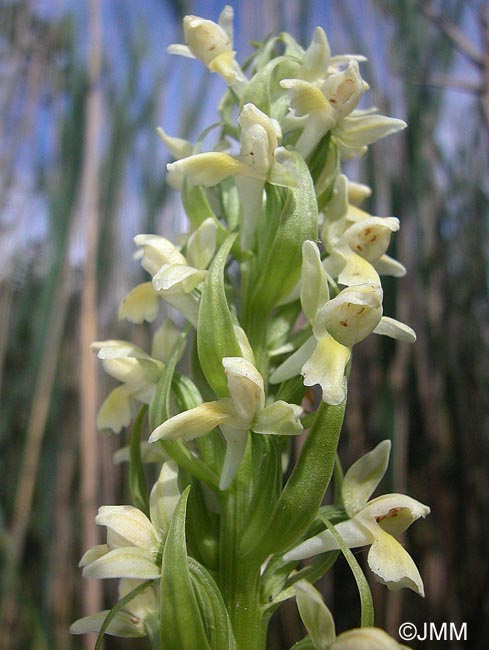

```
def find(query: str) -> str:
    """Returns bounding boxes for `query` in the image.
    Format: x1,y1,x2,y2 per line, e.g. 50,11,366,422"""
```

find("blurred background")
0,0,488,648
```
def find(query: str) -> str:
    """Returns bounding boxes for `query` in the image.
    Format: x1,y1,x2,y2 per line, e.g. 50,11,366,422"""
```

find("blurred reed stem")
77,1,103,647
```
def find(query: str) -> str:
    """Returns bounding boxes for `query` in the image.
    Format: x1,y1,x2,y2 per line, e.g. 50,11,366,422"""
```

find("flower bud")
183,15,232,66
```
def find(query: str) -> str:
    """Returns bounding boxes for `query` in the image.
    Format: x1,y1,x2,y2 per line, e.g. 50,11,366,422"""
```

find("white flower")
293,580,411,649
80,462,179,580
167,6,246,86
285,441,430,596
167,104,297,249
280,60,369,158
149,357,303,490
271,241,415,404
70,579,158,638
91,340,165,433
119,220,218,326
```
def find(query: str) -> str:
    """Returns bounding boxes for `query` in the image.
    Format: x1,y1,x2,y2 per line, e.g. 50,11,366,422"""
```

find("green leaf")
149,325,220,490
182,177,222,231
173,371,225,473
248,396,346,559
241,56,300,116
160,487,212,650
129,405,150,515
217,177,241,232
94,580,154,650
246,150,318,324
188,557,236,650
149,325,189,431
197,234,242,397
185,477,219,570
319,514,374,628
240,435,281,553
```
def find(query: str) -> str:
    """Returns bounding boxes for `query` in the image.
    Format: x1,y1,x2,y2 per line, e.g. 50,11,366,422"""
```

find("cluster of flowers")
72,8,429,649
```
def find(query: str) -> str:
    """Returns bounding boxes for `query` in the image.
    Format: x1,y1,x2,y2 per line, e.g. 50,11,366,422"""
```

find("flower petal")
321,60,369,120
183,14,232,66
335,114,407,152
118,282,160,324
82,547,159,580
373,254,406,277
167,43,195,59
284,517,373,561
223,357,265,422
363,494,430,537
70,611,146,637
96,386,133,434
96,505,159,549
333,627,406,650
373,316,416,343
300,26,331,82
151,319,182,363
134,234,187,274
149,461,180,538
148,401,233,443
270,336,316,385
313,284,382,347
92,340,150,360
79,544,109,567
167,153,244,187
186,218,218,269
342,440,391,517
302,333,351,405
156,127,193,160
367,526,425,596
219,432,248,490
118,579,158,619
340,217,400,262
253,401,303,436
162,292,200,328
152,263,206,294
301,240,330,322
294,580,336,650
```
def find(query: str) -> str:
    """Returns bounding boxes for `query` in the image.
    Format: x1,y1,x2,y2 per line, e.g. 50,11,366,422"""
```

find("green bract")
74,7,428,650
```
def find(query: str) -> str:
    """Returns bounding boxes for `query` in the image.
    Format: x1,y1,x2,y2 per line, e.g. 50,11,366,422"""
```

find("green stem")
218,446,267,650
